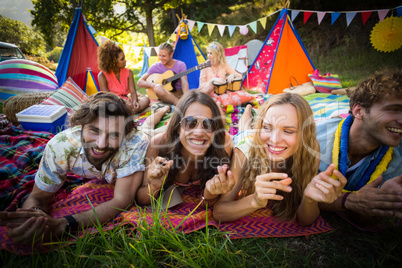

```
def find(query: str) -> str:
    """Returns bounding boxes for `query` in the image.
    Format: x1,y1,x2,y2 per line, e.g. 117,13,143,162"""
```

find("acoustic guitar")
146,60,211,99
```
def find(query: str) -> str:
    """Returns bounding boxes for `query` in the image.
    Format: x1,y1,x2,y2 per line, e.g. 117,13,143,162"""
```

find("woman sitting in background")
213,93,347,226
198,42,242,95
97,40,149,113
136,91,234,207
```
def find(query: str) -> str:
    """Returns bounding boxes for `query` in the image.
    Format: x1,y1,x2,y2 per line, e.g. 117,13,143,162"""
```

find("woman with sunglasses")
136,91,234,206
213,93,347,226
98,40,150,113
198,41,242,96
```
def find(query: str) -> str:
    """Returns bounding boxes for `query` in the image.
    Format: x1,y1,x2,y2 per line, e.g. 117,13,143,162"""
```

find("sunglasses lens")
182,116,198,130
202,119,215,132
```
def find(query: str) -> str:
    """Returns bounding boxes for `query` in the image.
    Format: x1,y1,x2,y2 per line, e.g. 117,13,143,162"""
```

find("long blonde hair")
240,93,319,222
207,42,226,66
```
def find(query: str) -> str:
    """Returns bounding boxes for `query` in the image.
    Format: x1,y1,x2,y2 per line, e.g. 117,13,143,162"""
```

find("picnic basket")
3,92,54,125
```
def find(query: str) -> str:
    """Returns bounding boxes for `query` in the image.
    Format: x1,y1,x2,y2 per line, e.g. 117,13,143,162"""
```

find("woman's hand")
304,164,347,203
211,77,226,84
226,73,236,84
205,164,235,196
148,157,173,191
131,99,139,110
253,173,293,208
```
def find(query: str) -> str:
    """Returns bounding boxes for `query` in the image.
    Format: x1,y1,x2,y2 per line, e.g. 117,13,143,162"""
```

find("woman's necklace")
332,115,393,192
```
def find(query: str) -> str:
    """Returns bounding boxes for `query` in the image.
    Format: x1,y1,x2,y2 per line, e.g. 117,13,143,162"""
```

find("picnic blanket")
0,124,333,255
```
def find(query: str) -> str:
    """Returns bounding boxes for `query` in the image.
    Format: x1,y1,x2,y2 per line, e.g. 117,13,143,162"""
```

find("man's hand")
0,209,65,244
346,175,402,219
205,165,235,196
304,164,346,203
253,173,293,208
148,157,173,191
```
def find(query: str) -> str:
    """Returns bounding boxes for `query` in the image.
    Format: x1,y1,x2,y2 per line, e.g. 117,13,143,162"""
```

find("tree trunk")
145,8,155,46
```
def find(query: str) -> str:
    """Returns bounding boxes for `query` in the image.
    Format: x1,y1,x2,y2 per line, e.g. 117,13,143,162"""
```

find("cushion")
212,90,256,107
40,78,88,117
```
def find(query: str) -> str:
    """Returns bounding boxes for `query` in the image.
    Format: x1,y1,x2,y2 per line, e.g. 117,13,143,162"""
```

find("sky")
0,0,34,26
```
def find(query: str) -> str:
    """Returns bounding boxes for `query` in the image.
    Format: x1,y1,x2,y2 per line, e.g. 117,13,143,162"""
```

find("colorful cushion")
308,72,342,93
40,78,88,117
212,90,256,107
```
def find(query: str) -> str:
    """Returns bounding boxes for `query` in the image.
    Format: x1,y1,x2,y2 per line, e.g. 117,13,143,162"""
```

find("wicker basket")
3,92,54,125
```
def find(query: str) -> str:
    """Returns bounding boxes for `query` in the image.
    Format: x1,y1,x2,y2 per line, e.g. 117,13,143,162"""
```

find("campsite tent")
172,20,207,89
55,8,100,94
243,8,315,94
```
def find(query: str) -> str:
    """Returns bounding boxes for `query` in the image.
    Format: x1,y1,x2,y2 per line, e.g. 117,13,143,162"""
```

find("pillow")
212,91,256,107
40,77,88,117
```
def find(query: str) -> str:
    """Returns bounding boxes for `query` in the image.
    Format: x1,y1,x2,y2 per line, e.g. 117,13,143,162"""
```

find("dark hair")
69,91,136,135
350,69,402,114
97,40,124,73
160,91,230,188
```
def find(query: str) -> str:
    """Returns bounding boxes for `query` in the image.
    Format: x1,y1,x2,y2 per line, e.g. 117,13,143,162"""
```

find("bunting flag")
378,9,389,22
361,11,372,25
228,25,237,37
188,20,195,32
143,47,152,57
217,24,225,36
291,10,300,21
239,25,248,35
197,21,205,33
249,21,258,34
259,17,267,29
331,12,341,25
304,11,313,23
317,12,326,25
207,24,215,35
346,12,357,27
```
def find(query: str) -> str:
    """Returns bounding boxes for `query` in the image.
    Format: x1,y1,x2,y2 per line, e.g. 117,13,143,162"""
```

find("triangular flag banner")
153,47,159,56
304,11,313,24
143,47,152,57
207,24,215,36
397,7,402,17
228,25,237,37
361,11,372,25
188,20,195,32
259,17,267,29
331,12,341,25
291,10,300,21
197,21,205,33
378,9,389,22
217,24,225,36
249,21,258,34
317,12,326,25
133,47,142,57
346,12,357,27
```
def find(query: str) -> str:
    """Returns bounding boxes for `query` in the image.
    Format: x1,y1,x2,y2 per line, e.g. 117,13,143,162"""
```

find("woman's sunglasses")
180,116,216,133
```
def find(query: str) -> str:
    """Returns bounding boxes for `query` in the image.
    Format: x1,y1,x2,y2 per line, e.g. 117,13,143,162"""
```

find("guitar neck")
165,65,199,84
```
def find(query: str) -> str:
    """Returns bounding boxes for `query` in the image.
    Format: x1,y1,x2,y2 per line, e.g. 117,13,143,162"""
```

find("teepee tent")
173,20,207,89
243,8,315,94
55,8,100,92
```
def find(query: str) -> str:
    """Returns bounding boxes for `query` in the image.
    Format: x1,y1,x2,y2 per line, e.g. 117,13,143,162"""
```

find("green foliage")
0,15,46,56
47,46,63,63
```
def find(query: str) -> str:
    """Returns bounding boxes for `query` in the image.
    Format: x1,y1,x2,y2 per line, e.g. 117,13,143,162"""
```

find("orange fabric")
103,68,129,97
268,17,314,94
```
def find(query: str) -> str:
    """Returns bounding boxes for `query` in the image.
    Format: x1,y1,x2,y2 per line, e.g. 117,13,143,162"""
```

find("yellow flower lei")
331,118,394,193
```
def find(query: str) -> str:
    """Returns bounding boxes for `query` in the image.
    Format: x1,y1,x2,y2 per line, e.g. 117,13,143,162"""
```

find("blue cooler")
16,105,67,134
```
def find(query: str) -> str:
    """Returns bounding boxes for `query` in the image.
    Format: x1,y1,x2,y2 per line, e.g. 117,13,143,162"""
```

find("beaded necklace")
332,115,393,192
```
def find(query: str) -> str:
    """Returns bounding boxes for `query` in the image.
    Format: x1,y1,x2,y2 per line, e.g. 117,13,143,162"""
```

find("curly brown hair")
97,40,124,73
350,69,402,114
240,93,319,222
70,91,136,136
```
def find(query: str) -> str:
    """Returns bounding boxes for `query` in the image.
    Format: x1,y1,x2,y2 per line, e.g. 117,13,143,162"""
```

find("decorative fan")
370,16,402,53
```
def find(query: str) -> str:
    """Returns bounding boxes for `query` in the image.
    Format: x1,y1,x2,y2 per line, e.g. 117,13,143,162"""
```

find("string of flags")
88,5,402,58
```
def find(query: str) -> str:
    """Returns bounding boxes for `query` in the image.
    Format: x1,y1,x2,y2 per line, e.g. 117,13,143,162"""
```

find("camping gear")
308,70,342,93
3,91,53,125
55,7,100,92
283,76,316,96
0,59,58,105
16,105,67,134
243,8,315,94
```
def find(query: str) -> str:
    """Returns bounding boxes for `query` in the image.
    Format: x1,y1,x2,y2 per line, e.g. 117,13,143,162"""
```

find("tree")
31,0,181,47
0,15,46,56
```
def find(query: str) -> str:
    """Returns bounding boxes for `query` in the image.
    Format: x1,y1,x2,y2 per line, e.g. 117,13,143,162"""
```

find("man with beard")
316,69,402,229
1,92,148,244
